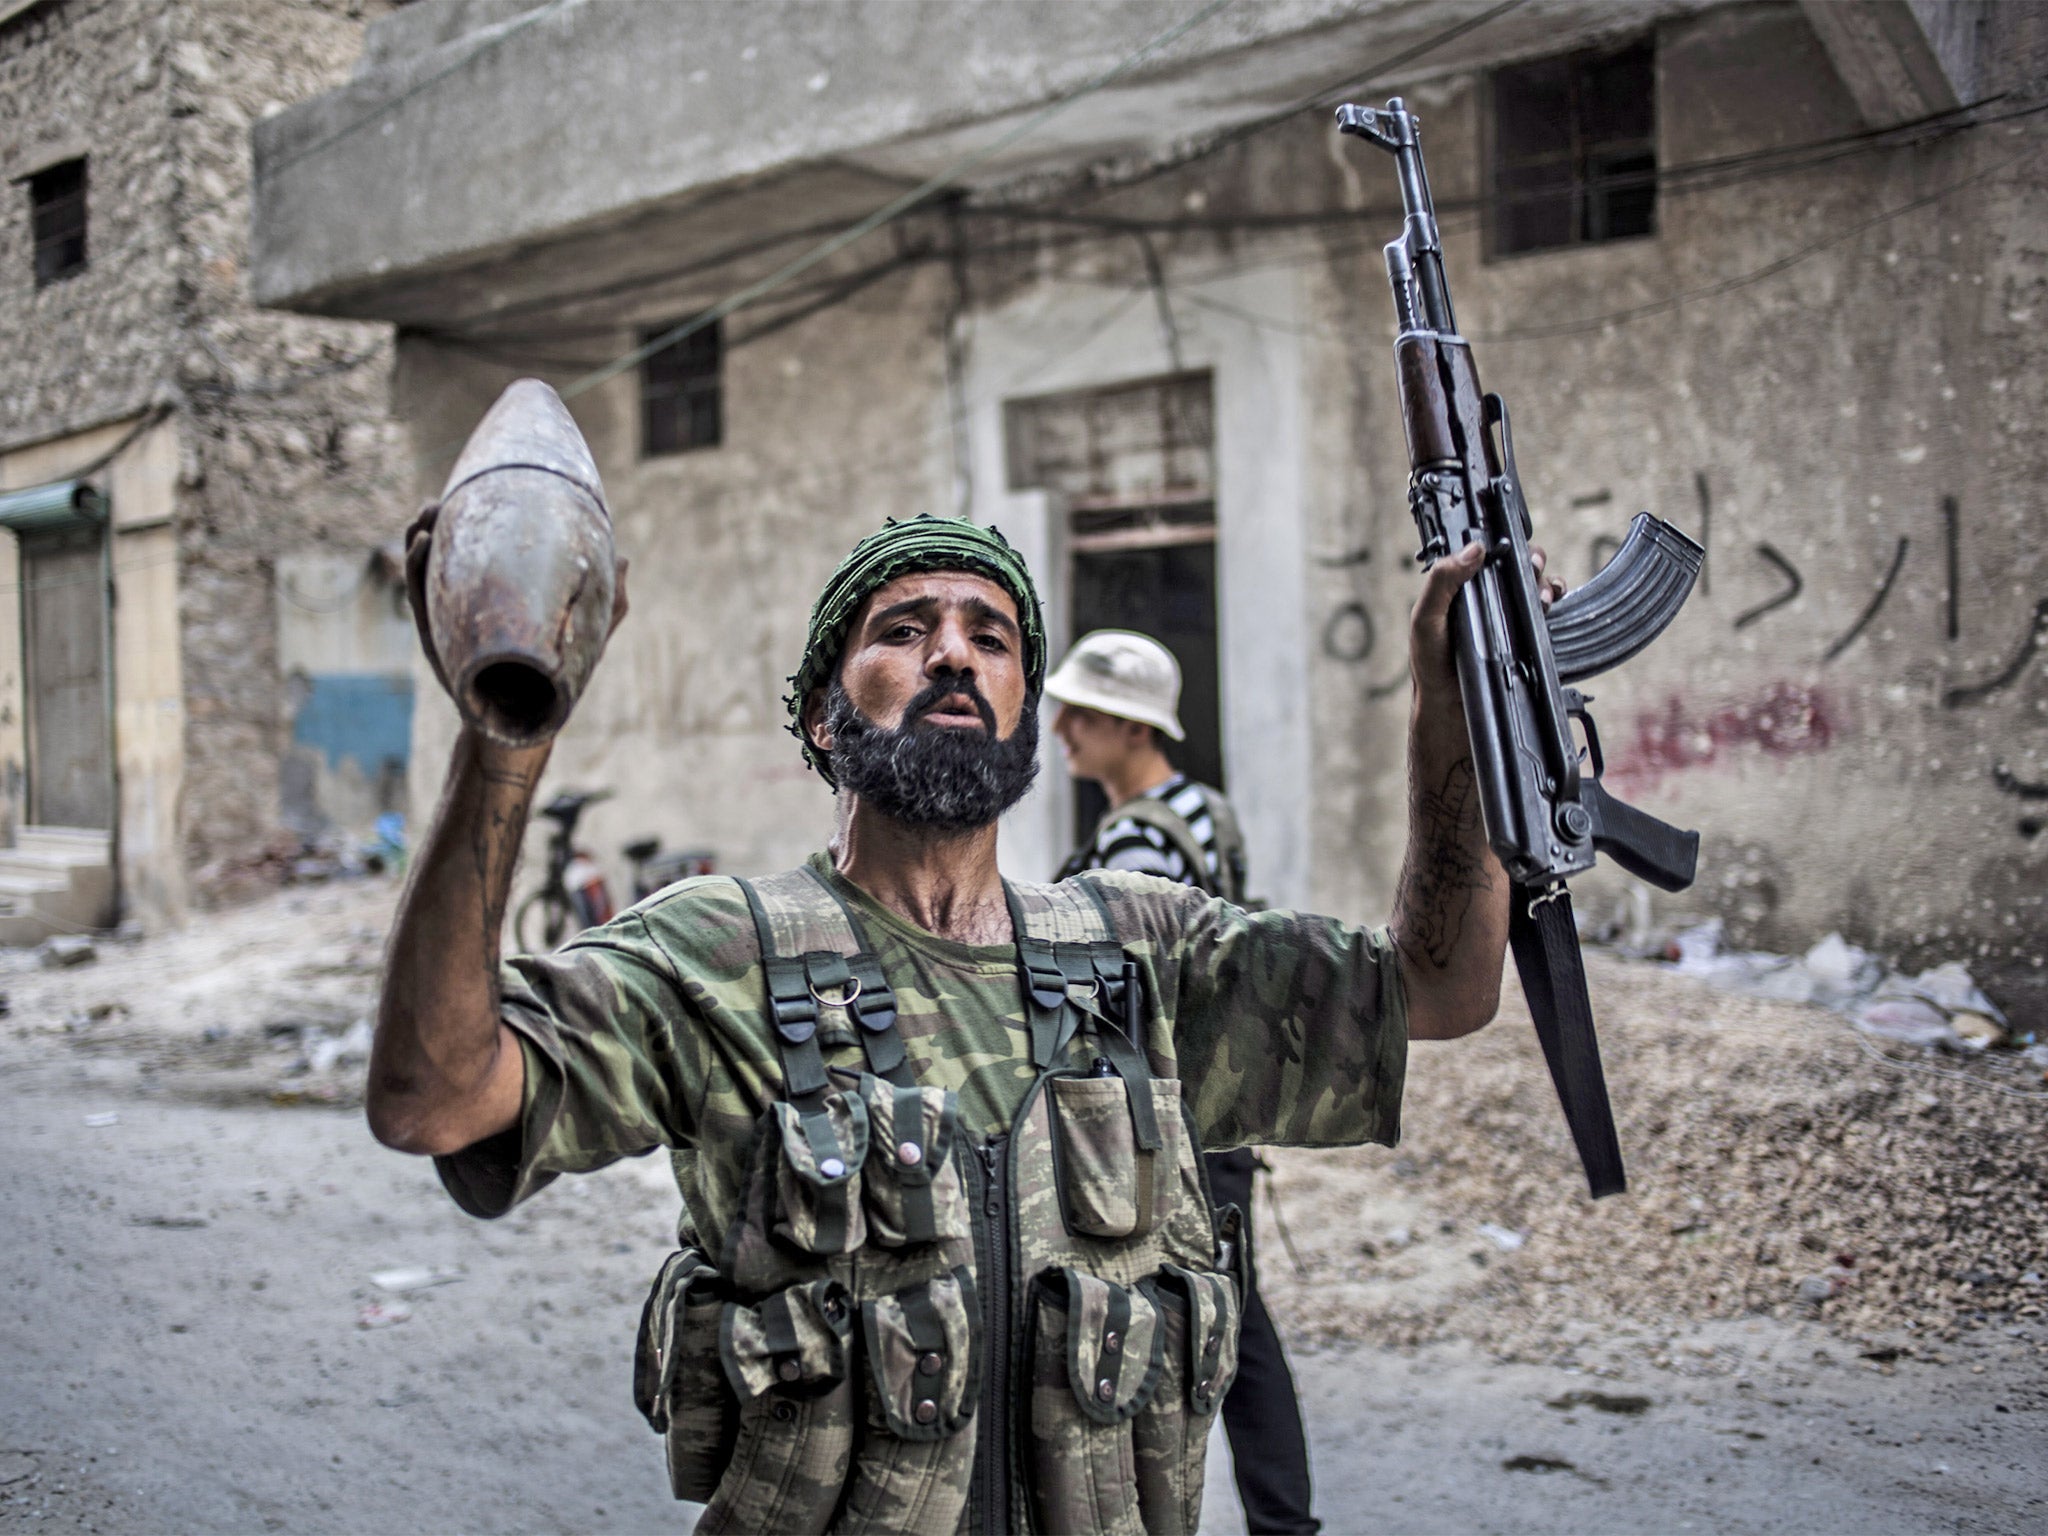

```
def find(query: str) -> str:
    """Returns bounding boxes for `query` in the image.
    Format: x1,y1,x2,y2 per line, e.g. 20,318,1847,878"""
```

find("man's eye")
886,623,922,641
975,633,1008,651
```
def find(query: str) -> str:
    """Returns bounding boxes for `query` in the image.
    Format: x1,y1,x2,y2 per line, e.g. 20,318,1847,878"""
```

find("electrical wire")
544,0,1243,408
1023,0,1535,212
420,83,2043,346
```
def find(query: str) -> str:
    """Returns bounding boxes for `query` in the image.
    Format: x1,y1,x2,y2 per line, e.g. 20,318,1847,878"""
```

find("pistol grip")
1580,776,1700,893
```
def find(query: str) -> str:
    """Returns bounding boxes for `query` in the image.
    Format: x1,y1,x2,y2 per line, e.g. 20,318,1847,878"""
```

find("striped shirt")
1069,774,1222,888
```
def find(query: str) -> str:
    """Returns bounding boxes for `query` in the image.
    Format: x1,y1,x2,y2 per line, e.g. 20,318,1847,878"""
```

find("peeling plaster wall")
373,2,2045,1020
1084,0,2048,1020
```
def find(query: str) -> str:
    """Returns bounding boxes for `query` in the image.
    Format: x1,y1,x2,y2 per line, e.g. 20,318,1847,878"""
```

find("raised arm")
370,497,628,1157
1392,540,1560,1039
368,728,542,1155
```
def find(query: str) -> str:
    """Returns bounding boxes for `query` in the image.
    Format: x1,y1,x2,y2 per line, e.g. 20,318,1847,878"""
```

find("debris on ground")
37,935,96,969
1544,1390,1652,1413
356,1300,413,1330
299,1017,373,1075
1258,946,2048,1364
1643,920,2021,1057
368,1266,465,1293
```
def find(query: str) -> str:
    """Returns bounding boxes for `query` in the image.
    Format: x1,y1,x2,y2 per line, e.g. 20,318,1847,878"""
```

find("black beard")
823,675,1040,834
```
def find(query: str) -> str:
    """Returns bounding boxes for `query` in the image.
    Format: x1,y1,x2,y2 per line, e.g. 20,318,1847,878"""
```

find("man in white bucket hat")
1047,628,1320,1536
1046,630,1249,898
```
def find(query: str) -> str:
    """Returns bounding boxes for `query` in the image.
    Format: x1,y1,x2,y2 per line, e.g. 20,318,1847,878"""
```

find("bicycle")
514,790,616,952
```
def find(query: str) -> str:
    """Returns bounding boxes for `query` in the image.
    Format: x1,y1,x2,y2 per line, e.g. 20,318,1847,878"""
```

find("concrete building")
253,0,2047,1023
1,0,411,937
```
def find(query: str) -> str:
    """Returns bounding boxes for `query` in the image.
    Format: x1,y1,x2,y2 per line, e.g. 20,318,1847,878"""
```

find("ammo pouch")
696,1278,860,1534
1021,1263,1244,1536
769,1090,870,1256
1132,1264,1243,1535
633,1245,739,1502
1023,1266,1169,1536
858,1076,970,1249
1048,1072,1184,1241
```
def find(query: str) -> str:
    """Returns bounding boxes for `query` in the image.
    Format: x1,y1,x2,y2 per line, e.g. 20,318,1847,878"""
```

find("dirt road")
1,878,2041,1534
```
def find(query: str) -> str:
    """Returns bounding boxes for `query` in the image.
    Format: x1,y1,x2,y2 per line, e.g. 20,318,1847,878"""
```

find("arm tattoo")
472,771,533,960
1393,755,1493,970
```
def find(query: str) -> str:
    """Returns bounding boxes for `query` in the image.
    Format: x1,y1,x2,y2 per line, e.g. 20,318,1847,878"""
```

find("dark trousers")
1204,1148,1320,1536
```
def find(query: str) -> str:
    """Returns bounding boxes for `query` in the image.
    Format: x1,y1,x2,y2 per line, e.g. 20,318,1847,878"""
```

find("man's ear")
802,688,833,753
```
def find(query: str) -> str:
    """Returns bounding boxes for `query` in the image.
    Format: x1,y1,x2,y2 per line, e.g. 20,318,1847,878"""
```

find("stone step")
17,825,111,858
0,825,116,945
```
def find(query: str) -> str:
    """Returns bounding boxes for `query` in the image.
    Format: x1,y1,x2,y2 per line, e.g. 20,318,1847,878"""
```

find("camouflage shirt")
437,854,1407,1241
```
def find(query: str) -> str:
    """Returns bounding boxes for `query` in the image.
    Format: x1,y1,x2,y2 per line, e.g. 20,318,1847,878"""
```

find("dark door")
1069,539,1222,846
21,524,112,829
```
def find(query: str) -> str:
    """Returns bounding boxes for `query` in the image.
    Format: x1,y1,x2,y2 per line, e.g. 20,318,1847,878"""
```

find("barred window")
29,158,88,286
641,320,722,456
1490,40,1655,258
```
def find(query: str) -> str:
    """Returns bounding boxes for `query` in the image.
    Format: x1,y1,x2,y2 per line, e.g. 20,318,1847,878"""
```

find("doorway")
20,523,113,829
1003,370,1220,848
1068,536,1220,843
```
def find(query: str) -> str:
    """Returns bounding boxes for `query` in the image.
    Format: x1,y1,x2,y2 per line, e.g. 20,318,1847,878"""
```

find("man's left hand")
1406,540,1563,714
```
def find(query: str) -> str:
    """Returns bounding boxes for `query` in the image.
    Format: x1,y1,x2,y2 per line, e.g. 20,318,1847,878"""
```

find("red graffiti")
1608,682,1835,786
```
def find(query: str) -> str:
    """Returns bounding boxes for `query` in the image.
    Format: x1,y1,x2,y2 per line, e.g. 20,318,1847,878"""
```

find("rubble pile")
1259,949,2047,1361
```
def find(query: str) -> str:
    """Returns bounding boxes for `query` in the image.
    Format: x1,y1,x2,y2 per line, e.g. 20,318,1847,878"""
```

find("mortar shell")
424,379,616,747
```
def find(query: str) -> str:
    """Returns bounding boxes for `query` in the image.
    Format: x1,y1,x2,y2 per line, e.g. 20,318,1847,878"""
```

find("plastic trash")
1802,933,1884,1009
1477,1223,1527,1252
1851,990,1959,1049
1901,961,2008,1026
306,1017,374,1074
357,1301,414,1330
369,1266,465,1293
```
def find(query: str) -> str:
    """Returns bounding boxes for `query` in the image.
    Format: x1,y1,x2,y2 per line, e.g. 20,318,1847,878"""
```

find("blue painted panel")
293,672,413,771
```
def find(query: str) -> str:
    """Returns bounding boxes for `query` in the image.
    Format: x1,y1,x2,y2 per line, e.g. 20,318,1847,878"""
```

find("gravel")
1254,948,2048,1364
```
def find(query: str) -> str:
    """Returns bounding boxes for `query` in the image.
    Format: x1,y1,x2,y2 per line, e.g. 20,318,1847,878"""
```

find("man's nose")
925,618,977,677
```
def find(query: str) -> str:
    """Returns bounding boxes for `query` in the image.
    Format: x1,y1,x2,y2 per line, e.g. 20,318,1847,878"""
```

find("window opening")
29,157,88,287
1490,39,1655,258
641,320,721,455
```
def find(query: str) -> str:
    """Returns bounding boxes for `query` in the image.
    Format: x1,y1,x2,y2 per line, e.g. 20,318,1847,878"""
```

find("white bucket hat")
1044,630,1186,741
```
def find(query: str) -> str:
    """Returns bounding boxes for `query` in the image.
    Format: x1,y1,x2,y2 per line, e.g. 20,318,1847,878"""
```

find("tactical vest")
633,865,1246,1535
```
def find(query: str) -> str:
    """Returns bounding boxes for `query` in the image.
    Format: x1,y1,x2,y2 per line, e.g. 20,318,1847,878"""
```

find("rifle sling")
1507,887,1626,1199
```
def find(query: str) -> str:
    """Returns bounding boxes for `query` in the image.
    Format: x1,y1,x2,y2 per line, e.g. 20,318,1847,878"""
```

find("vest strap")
801,867,917,1089
740,880,832,1105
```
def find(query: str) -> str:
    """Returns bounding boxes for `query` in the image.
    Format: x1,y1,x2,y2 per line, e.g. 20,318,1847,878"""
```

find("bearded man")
372,513,1544,1535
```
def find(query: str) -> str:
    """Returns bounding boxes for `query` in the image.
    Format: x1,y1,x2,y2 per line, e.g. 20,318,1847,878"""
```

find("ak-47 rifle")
1338,98,1704,1199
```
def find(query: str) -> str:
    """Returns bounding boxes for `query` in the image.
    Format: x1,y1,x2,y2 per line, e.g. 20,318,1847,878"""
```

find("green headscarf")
787,514,1046,783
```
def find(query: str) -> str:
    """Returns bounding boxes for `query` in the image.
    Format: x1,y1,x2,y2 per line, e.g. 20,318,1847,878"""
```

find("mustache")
907,674,996,733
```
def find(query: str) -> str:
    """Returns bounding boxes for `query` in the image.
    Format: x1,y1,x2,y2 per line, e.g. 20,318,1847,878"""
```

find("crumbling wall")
0,0,185,444
1,0,408,917
365,1,2044,1021
155,0,406,891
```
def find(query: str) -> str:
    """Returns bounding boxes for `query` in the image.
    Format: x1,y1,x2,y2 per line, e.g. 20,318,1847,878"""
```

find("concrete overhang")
251,0,1718,332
